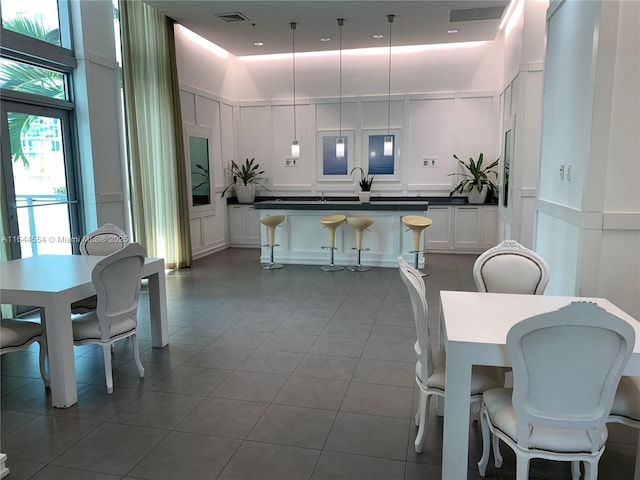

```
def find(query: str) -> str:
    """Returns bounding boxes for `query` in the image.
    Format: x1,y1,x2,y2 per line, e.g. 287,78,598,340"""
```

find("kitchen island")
253,198,430,268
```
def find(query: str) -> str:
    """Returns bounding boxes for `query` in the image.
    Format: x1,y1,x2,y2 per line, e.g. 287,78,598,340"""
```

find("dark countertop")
227,195,496,209
254,199,429,211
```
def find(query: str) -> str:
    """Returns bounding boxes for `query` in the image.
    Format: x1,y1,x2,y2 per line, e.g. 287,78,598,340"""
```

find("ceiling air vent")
215,12,250,23
449,6,505,22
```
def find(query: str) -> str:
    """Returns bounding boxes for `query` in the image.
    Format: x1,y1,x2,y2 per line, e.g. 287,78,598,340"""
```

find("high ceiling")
144,1,512,57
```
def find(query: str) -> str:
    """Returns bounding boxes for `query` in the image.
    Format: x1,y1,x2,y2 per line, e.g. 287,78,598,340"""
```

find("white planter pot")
358,191,371,203
467,186,488,204
235,185,256,203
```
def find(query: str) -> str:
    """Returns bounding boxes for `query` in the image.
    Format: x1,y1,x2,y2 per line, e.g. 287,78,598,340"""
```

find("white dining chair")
609,376,640,478
397,256,505,453
1,317,49,386
71,223,129,314
473,239,550,295
71,243,146,394
477,301,636,480
79,223,129,255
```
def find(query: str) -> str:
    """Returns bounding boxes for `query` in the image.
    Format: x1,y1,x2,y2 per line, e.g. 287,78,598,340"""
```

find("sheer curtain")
0,185,14,318
119,0,191,269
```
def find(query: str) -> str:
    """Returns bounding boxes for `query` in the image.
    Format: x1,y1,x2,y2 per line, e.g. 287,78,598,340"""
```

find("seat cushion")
72,312,136,341
416,350,505,395
611,376,640,422
0,319,44,349
483,388,608,453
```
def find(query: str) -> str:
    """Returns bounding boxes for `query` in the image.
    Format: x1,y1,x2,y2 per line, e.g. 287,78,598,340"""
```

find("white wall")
71,0,128,232
498,0,548,248
535,0,640,318
236,41,502,100
175,26,504,193
173,24,505,254
593,0,640,317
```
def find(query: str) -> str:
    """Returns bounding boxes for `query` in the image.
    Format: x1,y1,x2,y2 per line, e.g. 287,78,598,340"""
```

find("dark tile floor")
1,248,638,479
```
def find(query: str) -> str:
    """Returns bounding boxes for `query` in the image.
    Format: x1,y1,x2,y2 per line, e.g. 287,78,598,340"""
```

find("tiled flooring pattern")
1,248,638,479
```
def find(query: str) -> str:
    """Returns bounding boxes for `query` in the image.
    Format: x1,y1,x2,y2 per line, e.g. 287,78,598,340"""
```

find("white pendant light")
383,137,393,156
336,18,345,158
384,14,394,157
291,22,300,159
291,139,300,158
336,137,345,157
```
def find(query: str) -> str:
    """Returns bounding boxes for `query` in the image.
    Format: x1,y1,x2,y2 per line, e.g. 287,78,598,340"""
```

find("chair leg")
515,455,530,480
132,334,145,378
492,434,503,468
571,460,581,480
635,431,640,480
102,344,114,394
37,338,50,387
584,459,597,480
414,392,428,453
472,400,480,422
478,409,491,476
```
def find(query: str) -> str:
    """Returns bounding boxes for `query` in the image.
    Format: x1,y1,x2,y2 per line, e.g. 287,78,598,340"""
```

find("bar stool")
259,215,285,270
346,217,374,272
320,214,346,271
402,215,432,275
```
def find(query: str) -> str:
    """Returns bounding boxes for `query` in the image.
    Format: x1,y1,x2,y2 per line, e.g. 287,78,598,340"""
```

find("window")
362,129,401,181
1,0,61,46
1,0,79,264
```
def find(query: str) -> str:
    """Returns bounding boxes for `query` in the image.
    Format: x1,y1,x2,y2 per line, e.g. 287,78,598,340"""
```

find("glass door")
1,100,80,259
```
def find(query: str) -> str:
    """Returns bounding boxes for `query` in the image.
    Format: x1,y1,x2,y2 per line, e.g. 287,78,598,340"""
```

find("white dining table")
439,290,640,480
0,254,169,408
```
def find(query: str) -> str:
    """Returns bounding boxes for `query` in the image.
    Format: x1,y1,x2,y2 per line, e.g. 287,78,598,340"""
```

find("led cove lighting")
239,41,489,61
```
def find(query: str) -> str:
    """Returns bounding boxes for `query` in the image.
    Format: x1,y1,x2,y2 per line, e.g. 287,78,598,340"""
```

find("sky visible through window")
1,0,60,46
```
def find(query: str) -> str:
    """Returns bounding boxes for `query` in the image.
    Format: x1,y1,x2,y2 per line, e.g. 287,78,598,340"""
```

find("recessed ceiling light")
253,42,264,46
373,34,384,39
320,37,331,42
447,29,458,34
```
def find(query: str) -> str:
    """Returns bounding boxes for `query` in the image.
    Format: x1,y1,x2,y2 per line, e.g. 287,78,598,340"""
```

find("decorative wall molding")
96,192,124,203
602,212,640,230
537,200,640,231
179,82,235,107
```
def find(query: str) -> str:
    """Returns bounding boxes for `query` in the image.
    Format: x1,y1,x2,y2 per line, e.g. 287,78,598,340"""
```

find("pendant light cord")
338,18,343,137
291,22,297,141
387,15,394,136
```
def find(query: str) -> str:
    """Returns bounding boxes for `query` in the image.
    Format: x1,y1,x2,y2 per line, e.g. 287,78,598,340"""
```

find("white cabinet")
454,206,482,250
480,206,498,249
228,205,261,247
425,206,453,251
426,205,498,253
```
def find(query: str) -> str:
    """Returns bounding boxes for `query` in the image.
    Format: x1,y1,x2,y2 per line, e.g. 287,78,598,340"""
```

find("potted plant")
350,167,375,203
448,153,499,204
221,158,269,203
